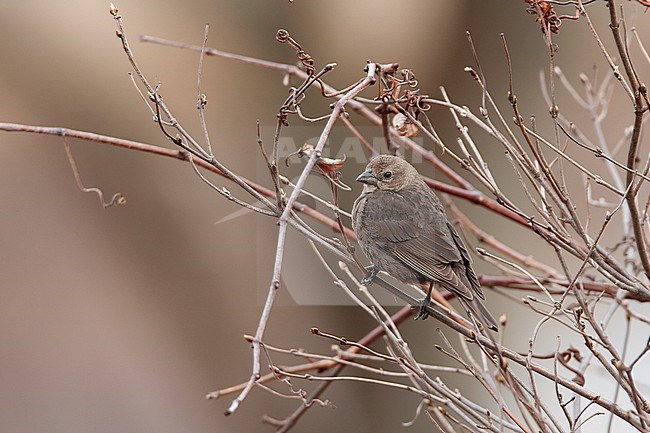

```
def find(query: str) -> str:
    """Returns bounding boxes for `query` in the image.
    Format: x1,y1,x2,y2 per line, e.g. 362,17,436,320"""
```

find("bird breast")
352,190,423,285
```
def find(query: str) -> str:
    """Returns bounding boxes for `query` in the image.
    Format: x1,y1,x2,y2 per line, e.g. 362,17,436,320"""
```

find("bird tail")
459,298,499,332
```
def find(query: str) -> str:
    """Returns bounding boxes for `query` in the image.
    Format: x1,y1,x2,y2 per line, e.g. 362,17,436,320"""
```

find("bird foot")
360,265,379,286
412,288,433,320
411,301,430,320
411,281,433,320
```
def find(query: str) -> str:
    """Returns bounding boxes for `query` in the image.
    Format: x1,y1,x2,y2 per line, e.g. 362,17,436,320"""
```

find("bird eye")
383,171,393,179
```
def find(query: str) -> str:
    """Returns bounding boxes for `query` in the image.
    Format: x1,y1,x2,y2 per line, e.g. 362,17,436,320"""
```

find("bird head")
355,155,419,192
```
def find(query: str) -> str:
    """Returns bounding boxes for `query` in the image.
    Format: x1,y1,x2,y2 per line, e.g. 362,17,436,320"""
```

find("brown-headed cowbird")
352,155,498,331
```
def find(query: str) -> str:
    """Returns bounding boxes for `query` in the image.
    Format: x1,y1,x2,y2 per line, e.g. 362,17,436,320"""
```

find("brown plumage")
352,155,498,331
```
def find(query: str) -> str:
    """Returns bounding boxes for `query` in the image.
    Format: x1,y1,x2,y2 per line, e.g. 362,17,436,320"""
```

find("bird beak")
356,168,378,186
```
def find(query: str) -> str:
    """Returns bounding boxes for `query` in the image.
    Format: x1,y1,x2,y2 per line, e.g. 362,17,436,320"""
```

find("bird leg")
360,264,379,285
413,281,434,320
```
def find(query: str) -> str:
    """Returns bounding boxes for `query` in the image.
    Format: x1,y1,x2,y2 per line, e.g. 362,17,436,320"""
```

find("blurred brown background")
1,1,647,432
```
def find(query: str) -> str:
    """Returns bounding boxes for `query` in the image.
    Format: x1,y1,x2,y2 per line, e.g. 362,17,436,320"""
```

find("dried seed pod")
392,113,419,137
300,143,346,173
316,154,346,174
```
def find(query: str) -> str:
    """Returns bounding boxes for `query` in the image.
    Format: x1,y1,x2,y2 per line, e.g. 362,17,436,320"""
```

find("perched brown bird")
352,155,498,331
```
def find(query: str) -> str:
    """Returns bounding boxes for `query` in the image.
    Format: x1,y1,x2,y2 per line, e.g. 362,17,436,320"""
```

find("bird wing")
446,221,485,300
392,235,474,300
365,189,475,300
